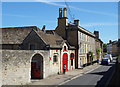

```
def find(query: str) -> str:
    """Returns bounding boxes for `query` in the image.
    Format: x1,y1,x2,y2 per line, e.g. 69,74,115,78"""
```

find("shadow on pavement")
95,64,115,87
89,71,106,76
87,63,114,87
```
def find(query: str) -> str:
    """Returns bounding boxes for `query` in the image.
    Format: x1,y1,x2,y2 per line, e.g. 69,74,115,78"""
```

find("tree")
103,43,107,53
96,48,101,59
103,43,107,48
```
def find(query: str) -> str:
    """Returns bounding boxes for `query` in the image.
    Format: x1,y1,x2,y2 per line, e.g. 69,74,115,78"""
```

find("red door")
62,53,68,72
31,62,40,79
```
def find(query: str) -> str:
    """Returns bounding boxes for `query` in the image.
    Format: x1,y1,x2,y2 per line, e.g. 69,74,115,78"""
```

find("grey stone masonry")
2,50,49,85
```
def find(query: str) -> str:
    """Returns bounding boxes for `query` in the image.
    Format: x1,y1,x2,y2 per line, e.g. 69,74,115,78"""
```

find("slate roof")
66,24,95,37
1,26,75,49
34,29,64,48
1,26,39,44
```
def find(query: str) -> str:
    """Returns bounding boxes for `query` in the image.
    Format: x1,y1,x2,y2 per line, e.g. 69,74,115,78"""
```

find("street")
59,57,116,86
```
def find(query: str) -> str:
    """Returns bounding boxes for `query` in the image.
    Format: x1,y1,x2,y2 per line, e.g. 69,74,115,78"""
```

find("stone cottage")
1,26,76,85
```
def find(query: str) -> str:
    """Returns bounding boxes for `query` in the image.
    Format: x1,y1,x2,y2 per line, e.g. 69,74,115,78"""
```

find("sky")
1,1,119,43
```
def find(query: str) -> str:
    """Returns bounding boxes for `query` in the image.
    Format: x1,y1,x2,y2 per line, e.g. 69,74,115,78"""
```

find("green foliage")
96,48,101,54
89,51,94,61
96,48,101,59
103,43,107,48
103,53,105,57
89,51,93,54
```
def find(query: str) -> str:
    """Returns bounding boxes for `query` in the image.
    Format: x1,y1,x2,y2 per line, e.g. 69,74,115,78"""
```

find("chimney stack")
59,8,62,18
42,25,45,32
63,8,67,18
74,20,79,26
94,31,99,39
109,40,112,43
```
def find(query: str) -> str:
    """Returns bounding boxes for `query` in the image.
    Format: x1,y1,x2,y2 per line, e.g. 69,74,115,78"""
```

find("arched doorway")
62,53,68,72
31,54,43,79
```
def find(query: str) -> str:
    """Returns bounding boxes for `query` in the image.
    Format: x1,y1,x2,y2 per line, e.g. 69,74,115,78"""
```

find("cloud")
2,14,33,18
81,22,118,27
35,0,117,18
35,0,66,7
2,0,119,2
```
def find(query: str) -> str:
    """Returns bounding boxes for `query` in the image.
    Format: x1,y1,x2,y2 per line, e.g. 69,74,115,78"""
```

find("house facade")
94,31,103,61
55,8,103,68
107,40,119,56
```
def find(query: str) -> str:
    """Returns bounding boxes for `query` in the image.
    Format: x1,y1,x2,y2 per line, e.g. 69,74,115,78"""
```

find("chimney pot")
63,8,67,17
59,8,62,18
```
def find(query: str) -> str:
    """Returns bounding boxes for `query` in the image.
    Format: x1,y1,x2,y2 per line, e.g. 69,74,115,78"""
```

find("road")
59,57,116,87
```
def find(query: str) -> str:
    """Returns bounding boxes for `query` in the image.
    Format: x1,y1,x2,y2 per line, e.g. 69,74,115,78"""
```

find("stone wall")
2,50,49,85
49,50,61,74
67,29,77,46
2,44,20,50
0,50,2,87
55,17,68,39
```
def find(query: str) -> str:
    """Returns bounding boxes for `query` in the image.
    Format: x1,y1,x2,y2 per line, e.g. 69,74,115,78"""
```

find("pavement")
28,63,101,85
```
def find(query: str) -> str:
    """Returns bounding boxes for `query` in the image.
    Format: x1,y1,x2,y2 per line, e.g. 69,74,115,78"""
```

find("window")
71,59,73,66
53,55,57,63
80,32,81,40
81,33,83,40
70,53,74,59
82,34,84,41
30,44,35,50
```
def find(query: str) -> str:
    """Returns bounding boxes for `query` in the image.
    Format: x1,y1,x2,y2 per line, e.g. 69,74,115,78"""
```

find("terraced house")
1,8,103,85
55,8,103,68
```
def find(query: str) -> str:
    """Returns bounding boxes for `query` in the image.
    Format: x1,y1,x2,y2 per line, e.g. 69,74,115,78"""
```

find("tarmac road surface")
60,57,116,87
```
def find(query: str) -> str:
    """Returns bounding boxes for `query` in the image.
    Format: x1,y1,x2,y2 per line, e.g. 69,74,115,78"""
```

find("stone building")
1,26,76,85
1,7,103,85
55,8,103,68
107,40,119,56
94,31,103,61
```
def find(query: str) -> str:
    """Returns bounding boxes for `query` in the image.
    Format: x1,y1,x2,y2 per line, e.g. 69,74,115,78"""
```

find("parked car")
101,58,110,65
104,54,113,62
